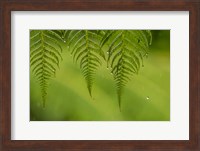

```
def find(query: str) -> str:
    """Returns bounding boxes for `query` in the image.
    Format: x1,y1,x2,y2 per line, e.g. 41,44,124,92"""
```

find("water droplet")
63,40,66,43
146,96,150,100
107,51,109,54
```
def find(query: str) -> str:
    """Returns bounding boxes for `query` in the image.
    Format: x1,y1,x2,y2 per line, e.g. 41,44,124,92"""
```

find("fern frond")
30,30,63,107
66,30,105,96
102,30,152,110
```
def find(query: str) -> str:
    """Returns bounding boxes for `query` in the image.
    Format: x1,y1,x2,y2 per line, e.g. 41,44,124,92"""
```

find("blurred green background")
30,30,170,121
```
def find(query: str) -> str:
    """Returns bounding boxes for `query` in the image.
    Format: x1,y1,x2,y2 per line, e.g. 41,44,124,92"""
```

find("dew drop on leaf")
146,96,150,100
63,40,66,43
145,53,148,58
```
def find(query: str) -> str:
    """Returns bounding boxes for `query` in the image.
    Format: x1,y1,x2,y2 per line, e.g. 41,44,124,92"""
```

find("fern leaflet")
30,30,63,107
102,30,152,110
66,30,105,96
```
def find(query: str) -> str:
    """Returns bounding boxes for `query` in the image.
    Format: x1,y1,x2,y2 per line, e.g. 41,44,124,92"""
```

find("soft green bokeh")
30,30,170,121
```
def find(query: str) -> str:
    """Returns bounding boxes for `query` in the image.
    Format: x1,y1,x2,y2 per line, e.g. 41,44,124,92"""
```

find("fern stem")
41,31,47,107
85,30,92,97
116,31,126,111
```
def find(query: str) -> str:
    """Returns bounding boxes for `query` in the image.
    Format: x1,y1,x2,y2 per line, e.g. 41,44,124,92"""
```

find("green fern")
30,30,63,107
101,30,152,110
30,29,152,111
65,30,105,96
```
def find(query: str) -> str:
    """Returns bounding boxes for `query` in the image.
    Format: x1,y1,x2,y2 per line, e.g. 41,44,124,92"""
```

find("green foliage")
30,30,63,107
66,30,105,96
30,30,152,110
101,30,152,109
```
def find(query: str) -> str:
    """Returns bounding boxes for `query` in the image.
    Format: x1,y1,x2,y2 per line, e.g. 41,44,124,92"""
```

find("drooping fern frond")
30,29,152,111
30,30,63,107
66,30,105,96
102,30,152,110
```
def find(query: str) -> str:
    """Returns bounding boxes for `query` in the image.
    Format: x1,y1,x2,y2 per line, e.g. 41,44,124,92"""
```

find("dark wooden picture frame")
0,0,200,150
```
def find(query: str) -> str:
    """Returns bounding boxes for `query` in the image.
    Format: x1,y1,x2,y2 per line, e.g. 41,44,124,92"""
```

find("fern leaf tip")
117,93,122,112
87,85,93,98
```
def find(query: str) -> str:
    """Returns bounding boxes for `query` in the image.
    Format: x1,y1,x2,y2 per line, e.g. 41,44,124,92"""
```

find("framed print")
0,0,200,151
